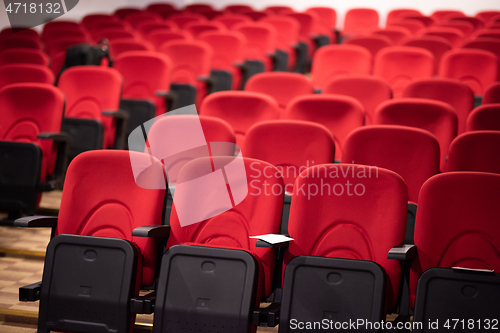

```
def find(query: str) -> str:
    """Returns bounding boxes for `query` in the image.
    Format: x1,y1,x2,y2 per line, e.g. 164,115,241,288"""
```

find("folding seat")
243,11,269,21
42,28,90,45
185,3,214,13
439,48,498,96
419,26,464,47
409,172,500,330
342,8,379,37
42,20,81,36
286,12,332,59
244,72,313,112
449,16,485,30
233,21,279,77
388,19,426,35
483,82,500,103
122,11,163,29
224,5,254,14
0,36,42,52
158,40,213,108
146,4,179,19
135,21,178,37
199,91,280,148
113,51,173,144
168,13,206,29
401,35,452,74
403,78,475,134
184,21,226,38
113,7,142,19
16,149,167,333
305,7,337,34
0,64,54,89
311,44,372,91
476,11,500,23
322,74,392,125
213,14,252,29
446,131,500,174
198,30,246,90
0,27,39,39
264,6,294,16
81,14,121,31
466,104,500,131
146,30,192,50
461,37,500,64
403,15,435,28
58,66,126,159
284,95,364,160
0,83,68,219
108,38,155,58
374,98,458,170
372,27,411,44
473,28,500,40
373,46,434,97
0,48,49,66
91,28,140,42
440,20,475,38
343,35,393,61
386,9,423,25
260,16,301,72
431,10,466,24
278,164,408,331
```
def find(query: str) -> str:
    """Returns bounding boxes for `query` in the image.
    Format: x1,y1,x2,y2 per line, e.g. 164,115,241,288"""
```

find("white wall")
1,0,499,31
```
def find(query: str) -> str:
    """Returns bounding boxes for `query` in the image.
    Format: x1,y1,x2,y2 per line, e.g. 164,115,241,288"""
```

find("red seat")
122,12,163,29
146,3,178,19
264,6,294,16
260,16,301,71
439,48,498,95
185,4,214,13
0,48,48,66
476,11,500,23
158,40,213,108
244,120,335,192
419,26,464,48
388,19,426,35
42,29,90,45
311,44,372,90
286,12,330,57
284,95,364,160
224,5,254,14
0,37,42,52
431,10,466,24
461,38,500,78
401,35,452,74
44,37,90,64
135,21,178,37
113,51,172,116
409,172,500,310
213,14,252,29
245,72,313,111
233,21,277,71
242,11,268,21
483,82,500,103
472,28,500,40
284,164,407,312
91,28,140,42
0,27,39,39
440,20,475,38
113,7,142,19
167,156,284,298
168,13,206,29
306,7,337,33
199,91,280,148
450,16,484,30
343,8,379,36
374,98,457,170
0,64,54,89
446,131,500,174
184,21,226,37
402,78,475,134
343,125,440,203
386,9,423,25
58,66,123,149
343,35,393,61
81,14,121,31
322,74,392,125
146,30,191,50
372,27,411,44
108,38,155,58
466,104,500,131
373,46,434,97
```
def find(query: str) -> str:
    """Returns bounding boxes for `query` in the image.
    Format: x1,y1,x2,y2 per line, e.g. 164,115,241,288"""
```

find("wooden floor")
0,191,279,332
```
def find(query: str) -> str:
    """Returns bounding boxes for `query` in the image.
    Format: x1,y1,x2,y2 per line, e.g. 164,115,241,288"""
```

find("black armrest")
132,225,170,238
199,76,216,93
102,109,129,149
19,281,42,302
253,302,280,327
14,215,58,228
37,132,72,189
388,244,416,261
155,90,178,111
314,88,322,94
130,291,156,314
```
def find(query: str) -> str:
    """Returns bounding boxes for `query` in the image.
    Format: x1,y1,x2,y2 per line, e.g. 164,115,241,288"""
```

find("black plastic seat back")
38,234,137,333
413,268,500,333
279,256,385,333
153,245,259,333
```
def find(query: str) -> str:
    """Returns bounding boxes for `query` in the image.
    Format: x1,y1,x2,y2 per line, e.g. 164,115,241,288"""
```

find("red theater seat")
343,35,393,61
401,35,452,74
466,104,500,131
483,82,500,103
372,27,411,44
387,9,423,25
260,16,301,71
419,26,464,47
0,48,48,66
146,30,191,50
446,131,500,173
184,21,226,38
0,64,54,89
343,8,379,36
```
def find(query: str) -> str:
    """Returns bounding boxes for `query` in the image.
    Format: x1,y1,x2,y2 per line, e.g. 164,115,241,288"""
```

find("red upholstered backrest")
158,40,212,85
311,44,372,89
214,14,252,29
244,120,335,191
343,35,393,61
446,131,500,174
200,91,280,148
342,125,440,203
260,16,300,51
374,98,457,170
438,49,498,95
285,164,407,310
410,172,500,308
0,64,54,90
466,104,500,131
343,8,379,36
322,74,392,125
108,39,155,58
372,27,411,45
306,7,337,30
483,82,500,104
373,46,434,97
387,9,423,25
184,21,225,38
167,157,284,297
233,22,277,64
136,21,178,37
245,72,313,110
402,35,452,74
56,150,165,286
146,30,191,50
284,95,364,161
402,78,475,134
420,27,464,48
0,49,48,66
168,13,206,29
198,31,246,71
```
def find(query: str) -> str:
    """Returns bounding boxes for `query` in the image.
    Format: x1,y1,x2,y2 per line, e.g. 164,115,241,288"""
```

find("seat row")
14,148,500,332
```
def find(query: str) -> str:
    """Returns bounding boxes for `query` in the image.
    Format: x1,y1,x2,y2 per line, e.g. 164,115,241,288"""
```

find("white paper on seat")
249,234,294,244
